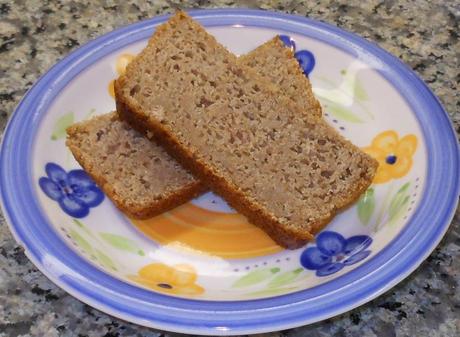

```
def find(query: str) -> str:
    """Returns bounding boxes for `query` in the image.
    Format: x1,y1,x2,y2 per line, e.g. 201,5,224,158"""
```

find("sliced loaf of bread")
115,12,378,248
66,112,206,219
67,34,321,220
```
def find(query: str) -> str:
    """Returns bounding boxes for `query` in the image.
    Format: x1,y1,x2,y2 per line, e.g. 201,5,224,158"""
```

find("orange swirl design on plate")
130,202,282,259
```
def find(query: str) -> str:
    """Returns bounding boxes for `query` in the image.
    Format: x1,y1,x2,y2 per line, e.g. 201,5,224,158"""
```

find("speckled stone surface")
0,0,459,336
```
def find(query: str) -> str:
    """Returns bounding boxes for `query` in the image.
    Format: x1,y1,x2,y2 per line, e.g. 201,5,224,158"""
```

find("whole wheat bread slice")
67,35,321,220
115,12,378,248
66,112,206,219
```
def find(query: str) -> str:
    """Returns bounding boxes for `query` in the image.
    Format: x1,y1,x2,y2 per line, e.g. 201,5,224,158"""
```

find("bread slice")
239,37,321,118
66,112,206,219
66,35,320,220
115,12,378,248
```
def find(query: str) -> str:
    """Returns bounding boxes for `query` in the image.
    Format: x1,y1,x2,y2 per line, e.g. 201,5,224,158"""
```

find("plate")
1,9,459,335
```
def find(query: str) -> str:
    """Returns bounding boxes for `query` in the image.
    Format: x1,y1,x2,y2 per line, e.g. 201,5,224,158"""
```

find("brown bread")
239,37,321,118
115,12,378,248
66,112,206,219
67,34,321,221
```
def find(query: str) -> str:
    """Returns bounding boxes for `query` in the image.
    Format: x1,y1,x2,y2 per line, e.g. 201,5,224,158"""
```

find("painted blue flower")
279,34,296,52
294,50,315,76
39,163,104,218
279,34,316,76
300,231,372,277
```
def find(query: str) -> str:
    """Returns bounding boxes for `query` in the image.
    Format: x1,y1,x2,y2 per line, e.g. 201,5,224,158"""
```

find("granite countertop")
0,0,459,336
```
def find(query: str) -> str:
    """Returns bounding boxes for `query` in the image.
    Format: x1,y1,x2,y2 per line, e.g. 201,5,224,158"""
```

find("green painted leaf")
267,268,303,288
388,183,411,225
357,188,376,225
327,103,364,123
100,232,145,256
69,226,117,271
72,219,94,238
389,196,410,224
69,229,93,255
316,76,338,87
73,219,84,228
342,68,368,102
354,79,368,101
51,111,74,140
95,249,117,271
388,183,411,220
247,286,299,297
232,267,280,288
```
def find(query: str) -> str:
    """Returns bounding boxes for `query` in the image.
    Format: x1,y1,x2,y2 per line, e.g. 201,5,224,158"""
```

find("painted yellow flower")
108,53,135,98
128,263,204,296
363,130,417,184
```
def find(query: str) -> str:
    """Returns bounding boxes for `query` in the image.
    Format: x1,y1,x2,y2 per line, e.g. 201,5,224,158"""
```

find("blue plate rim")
1,8,459,335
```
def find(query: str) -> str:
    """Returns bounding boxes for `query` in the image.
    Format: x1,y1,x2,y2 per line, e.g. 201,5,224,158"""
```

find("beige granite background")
0,1,459,336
